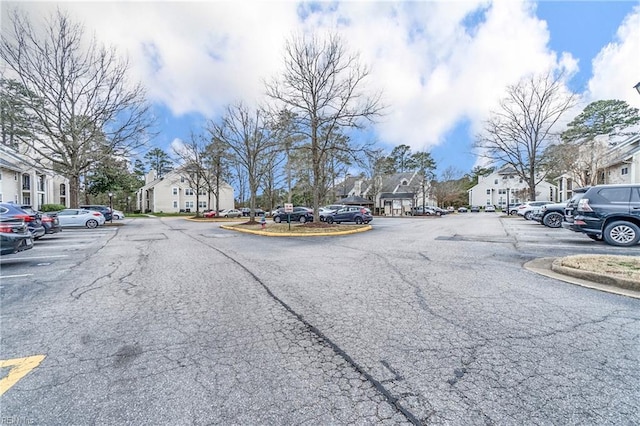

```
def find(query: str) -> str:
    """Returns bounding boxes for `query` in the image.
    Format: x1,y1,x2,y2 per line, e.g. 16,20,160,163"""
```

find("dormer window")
401,179,408,186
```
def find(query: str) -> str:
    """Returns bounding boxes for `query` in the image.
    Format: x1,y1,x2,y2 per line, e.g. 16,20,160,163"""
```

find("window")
60,183,66,196
198,201,207,208
198,189,206,196
172,187,178,195
622,167,629,175
173,201,178,208
502,175,507,180
184,188,194,196
180,176,185,183
22,174,30,190
598,187,630,203
486,189,491,195
494,179,498,184
185,201,194,209
498,189,506,194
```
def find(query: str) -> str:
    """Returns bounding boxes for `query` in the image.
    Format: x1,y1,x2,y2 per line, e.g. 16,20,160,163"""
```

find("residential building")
0,143,69,208
330,172,436,216
467,165,557,207
136,169,234,213
556,134,640,201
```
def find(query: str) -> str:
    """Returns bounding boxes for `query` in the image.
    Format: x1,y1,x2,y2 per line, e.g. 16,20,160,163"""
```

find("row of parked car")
0,203,124,256
269,205,374,225
513,184,640,247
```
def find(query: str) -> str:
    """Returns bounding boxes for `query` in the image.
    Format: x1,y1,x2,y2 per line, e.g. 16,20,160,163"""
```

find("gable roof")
338,195,373,205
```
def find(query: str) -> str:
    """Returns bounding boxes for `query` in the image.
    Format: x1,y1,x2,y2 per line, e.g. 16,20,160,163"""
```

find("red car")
203,210,217,218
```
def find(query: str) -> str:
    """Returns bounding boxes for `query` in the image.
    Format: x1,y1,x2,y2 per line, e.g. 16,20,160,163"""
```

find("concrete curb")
524,257,640,299
219,224,372,237
551,258,640,292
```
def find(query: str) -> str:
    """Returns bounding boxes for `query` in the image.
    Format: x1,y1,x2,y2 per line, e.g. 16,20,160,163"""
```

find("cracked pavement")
1,215,638,424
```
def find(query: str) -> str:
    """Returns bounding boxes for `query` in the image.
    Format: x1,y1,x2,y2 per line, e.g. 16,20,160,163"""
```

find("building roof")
338,195,373,205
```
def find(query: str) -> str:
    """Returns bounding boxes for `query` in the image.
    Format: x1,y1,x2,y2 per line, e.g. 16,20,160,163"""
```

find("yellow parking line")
0,355,46,396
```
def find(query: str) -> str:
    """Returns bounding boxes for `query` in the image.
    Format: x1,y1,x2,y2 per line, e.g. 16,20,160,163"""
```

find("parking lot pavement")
0,227,117,283
2,216,638,424
499,215,640,256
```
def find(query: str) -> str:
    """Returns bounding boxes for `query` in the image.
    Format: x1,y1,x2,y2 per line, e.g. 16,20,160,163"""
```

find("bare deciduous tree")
172,131,213,216
266,32,383,221
207,102,278,222
0,9,154,207
544,99,640,186
474,71,576,200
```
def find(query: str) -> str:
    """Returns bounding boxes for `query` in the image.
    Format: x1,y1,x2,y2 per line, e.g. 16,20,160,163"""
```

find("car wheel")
274,216,282,223
587,234,603,241
542,212,563,228
355,217,363,224
299,216,306,223
326,217,334,224
603,221,640,247
524,211,533,220
86,219,98,229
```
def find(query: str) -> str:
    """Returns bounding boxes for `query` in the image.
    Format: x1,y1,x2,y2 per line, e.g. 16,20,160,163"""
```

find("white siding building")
136,170,235,214
556,134,640,202
468,165,557,208
0,144,69,208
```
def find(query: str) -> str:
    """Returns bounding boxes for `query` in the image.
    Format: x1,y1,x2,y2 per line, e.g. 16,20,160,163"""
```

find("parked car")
411,206,437,216
20,205,61,235
80,204,112,221
470,205,481,213
484,205,496,212
516,201,553,220
531,203,565,228
325,206,373,224
458,206,468,213
112,209,125,220
507,203,523,215
319,206,341,221
562,184,640,246
57,208,106,228
272,207,314,223
0,217,34,255
0,203,45,240
203,210,218,218
40,212,62,235
218,209,242,218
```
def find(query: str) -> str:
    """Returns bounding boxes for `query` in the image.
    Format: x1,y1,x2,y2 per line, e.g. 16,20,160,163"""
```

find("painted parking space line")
0,355,46,396
0,274,34,279
0,255,68,261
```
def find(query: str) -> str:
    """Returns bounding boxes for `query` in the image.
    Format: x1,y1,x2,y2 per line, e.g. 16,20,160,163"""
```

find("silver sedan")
56,209,106,228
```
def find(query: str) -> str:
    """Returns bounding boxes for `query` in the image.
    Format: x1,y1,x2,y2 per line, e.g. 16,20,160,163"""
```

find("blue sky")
6,1,640,180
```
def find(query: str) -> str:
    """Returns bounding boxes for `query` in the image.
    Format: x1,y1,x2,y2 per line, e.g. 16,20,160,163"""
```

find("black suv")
80,205,112,221
562,184,640,246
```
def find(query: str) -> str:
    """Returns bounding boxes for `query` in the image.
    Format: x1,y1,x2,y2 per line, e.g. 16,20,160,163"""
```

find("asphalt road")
1,214,638,425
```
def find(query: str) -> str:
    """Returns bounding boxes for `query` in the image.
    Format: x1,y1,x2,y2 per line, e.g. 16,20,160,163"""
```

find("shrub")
41,203,66,212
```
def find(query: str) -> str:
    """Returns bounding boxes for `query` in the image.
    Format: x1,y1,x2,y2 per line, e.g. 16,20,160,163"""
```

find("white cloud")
5,0,634,160
588,5,640,109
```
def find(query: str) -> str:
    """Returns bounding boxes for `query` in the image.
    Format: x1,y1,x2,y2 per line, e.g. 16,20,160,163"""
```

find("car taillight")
41,216,53,223
92,212,102,216
577,198,593,212
15,214,32,222
0,225,15,233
